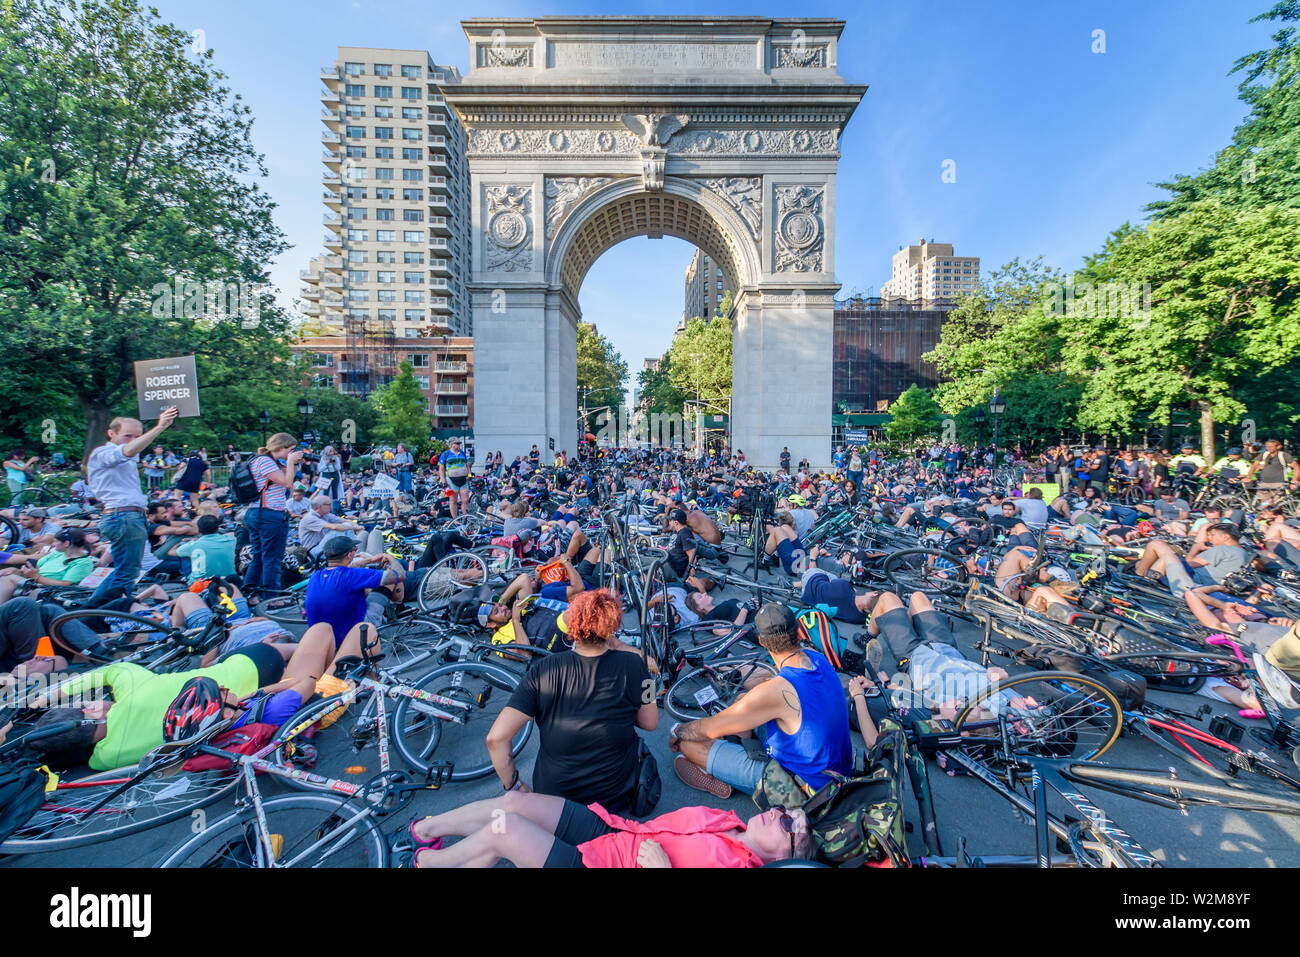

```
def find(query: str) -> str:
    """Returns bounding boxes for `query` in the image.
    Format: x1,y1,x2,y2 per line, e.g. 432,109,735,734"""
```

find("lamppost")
297,397,314,443
973,407,986,445
988,391,1006,452
257,410,271,448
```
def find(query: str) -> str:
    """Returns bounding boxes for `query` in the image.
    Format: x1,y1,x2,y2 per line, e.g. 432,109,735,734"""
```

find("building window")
402,150,423,163
345,146,365,159
404,309,423,322
403,271,423,284
374,147,393,159
377,271,396,283
401,86,421,99
374,168,393,180
346,207,366,220
402,209,423,222
347,270,368,283
344,125,364,139
375,250,395,263
374,127,393,140
401,107,421,120
344,62,364,75
375,208,394,221
377,309,396,321
402,188,423,202
347,289,369,301
373,85,392,98
403,230,424,243
378,290,396,302
311,353,334,367
376,229,395,241
405,290,425,302
345,187,367,200
373,64,392,77
345,166,366,181
346,229,368,242
403,327,420,338
375,187,394,200
403,252,424,264
400,64,420,78
344,84,365,97
401,128,422,141
409,354,430,367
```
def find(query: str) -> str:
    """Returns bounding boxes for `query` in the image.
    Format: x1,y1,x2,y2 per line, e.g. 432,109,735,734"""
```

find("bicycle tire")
955,671,1122,761
0,763,236,854
665,658,778,722
158,793,388,868
884,548,970,595
0,514,18,550
418,551,488,612
257,590,309,625
640,558,673,675
1105,650,1243,680
46,607,177,665
389,661,530,780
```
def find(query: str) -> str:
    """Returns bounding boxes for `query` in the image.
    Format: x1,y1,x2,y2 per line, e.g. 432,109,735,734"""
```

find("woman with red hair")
483,588,658,813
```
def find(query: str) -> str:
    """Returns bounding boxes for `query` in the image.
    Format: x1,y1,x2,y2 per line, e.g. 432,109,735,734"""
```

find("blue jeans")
397,468,413,492
86,511,148,606
244,507,289,596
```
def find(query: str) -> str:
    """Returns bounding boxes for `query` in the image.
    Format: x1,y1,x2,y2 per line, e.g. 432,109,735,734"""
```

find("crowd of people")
2,408,1299,868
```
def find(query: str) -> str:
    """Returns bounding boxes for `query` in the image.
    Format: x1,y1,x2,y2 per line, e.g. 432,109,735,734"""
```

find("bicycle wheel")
955,671,1122,762
158,793,388,867
0,764,236,854
46,607,175,665
0,514,18,551
640,559,673,675
371,616,448,675
1106,650,1243,680
418,551,488,612
390,661,529,781
665,658,778,722
884,548,969,596
258,590,308,625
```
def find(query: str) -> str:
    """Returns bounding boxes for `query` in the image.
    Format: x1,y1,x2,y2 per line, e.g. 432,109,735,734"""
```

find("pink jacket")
578,804,762,869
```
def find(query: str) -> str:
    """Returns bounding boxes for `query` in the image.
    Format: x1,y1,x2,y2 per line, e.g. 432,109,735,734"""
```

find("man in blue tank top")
668,604,853,800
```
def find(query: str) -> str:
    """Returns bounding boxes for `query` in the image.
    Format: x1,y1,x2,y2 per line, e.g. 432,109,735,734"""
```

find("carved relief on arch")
484,185,534,272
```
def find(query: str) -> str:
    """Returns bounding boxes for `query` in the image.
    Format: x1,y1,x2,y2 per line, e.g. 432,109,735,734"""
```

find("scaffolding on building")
342,315,397,400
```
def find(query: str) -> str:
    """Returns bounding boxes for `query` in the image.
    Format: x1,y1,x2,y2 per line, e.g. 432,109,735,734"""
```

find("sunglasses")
774,806,798,857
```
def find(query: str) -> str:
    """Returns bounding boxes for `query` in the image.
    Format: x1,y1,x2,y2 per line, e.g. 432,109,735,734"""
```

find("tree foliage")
666,315,732,408
576,323,628,413
884,385,942,442
0,0,291,457
371,361,429,452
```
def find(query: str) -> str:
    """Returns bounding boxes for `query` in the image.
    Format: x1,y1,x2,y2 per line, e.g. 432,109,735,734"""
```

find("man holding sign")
85,407,180,605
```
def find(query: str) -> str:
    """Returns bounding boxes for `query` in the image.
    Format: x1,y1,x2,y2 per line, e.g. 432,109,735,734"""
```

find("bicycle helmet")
787,494,808,507
163,677,226,743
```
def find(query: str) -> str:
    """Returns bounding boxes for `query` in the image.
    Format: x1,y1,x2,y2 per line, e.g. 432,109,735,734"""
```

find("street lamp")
257,410,271,447
297,397,314,442
988,391,1006,451
973,408,986,445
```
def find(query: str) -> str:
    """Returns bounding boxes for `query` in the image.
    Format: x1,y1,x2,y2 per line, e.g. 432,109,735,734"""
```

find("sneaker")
1253,653,1300,708
673,754,732,799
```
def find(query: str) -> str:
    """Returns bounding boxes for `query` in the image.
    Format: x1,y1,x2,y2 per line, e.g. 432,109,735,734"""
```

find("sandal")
407,816,443,852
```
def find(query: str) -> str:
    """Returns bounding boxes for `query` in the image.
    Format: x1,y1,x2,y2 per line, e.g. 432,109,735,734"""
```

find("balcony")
429,152,448,169
429,277,449,290
427,112,448,129
436,403,468,416
436,382,467,395
428,195,449,210
427,69,447,81
429,135,447,147
323,213,343,227
302,302,320,316
321,149,341,164
323,273,342,288
430,258,450,275
429,216,450,235
430,297,452,312
323,233,343,248
322,132,340,144
323,174,342,186
321,66,339,79
434,361,467,373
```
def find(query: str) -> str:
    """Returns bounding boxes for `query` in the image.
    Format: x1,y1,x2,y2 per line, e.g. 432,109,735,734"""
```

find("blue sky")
148,0,1272,375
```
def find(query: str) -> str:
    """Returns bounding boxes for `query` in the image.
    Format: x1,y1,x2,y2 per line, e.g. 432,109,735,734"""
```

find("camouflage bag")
802,723,909,868
751,758,814,812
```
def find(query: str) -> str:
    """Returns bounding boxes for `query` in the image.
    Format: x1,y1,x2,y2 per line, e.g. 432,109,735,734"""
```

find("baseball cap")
25,508,48,518
668,508,688,524
1227,447,1243,455
323,535,358,558
755,603,797,640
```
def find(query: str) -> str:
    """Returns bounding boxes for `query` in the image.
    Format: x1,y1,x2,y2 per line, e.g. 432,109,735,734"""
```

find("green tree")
1150,2,1300,218
666,316,732,409
1064,202,1300,455
576,323,628,414
371,361,429,453
636,357,684,416
884,385,942,443
0,0,291,457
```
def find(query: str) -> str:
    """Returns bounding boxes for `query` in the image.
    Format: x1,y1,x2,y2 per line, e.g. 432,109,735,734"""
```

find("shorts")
447,476,468,489
221,618,294,655
231,688,303,730
542,800,614,869
801,568,830,592
221,641,287,687
706,739,768,793
185,599,251,631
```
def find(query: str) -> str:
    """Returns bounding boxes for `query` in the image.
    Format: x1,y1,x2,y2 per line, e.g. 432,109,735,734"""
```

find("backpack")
229,455,268,504
449,585,495,626
0,760,49,845
795,607,851,672
803,724,910,868
182,722,280,773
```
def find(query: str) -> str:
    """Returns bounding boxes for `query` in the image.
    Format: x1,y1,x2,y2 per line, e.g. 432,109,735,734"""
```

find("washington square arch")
444,17,866,467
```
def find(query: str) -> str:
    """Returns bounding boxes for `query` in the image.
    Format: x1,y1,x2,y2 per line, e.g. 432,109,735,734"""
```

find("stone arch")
545,177,760,302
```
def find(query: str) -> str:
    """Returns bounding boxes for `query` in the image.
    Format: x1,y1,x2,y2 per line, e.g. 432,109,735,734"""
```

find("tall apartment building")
302,48,472,407
880,240,979,301
682,248,730,322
